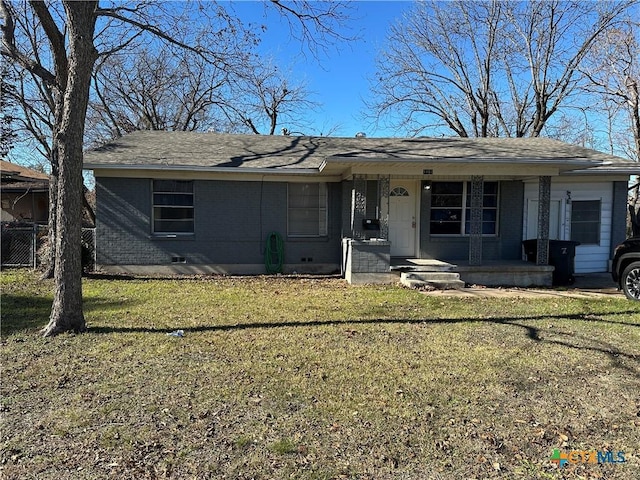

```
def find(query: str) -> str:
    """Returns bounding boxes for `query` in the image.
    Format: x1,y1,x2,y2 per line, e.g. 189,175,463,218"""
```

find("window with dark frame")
288,183,328,237
430,182,463,234
430,181,498,235
152,180,194,234
464,181,498,235
571,200,601,245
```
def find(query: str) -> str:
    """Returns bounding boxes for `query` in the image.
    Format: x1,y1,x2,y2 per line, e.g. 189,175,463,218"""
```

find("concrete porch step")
391,258,457,273
400,271,466,290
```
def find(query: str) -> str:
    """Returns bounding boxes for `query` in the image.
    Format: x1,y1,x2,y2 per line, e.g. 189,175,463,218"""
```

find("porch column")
352,175,367,239
378,175,390,240
536,176,551,265
469,175,484,266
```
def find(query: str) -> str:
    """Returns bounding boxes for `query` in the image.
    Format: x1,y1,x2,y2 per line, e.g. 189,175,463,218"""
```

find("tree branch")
1,0,57,87
28,0,67,88
96,8,212,62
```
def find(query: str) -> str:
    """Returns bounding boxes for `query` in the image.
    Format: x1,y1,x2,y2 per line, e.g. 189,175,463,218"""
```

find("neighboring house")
0,159,49,224
84,131,638,285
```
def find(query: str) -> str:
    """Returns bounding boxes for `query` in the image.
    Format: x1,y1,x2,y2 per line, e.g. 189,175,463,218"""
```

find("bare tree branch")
368,0,636,138
269,0,353,58
1,0,56,86
28,0,67,88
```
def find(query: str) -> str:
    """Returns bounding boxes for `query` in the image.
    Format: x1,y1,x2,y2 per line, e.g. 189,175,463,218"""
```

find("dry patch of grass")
1,270,640,479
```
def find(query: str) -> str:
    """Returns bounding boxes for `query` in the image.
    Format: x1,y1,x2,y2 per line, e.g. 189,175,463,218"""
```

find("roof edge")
326,156,602,165
83,163,321,175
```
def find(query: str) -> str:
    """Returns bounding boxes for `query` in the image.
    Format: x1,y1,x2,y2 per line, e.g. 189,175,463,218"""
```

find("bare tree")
87,50,318,140
383,0,503,137
581,21,640,235
225,62,319,135
6,63,61,278
369,0,635,138
582,23,640,161
2,0,99,335
2,3,96,278
1,3,61,278
87,48,231,146
1,0,350,336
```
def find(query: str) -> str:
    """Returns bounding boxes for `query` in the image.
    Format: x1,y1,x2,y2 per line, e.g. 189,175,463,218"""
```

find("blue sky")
228,1,413,137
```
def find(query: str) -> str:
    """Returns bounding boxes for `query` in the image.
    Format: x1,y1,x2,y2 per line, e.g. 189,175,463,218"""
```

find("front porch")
391,258,554,288
340,173,558,288
340,234,555,287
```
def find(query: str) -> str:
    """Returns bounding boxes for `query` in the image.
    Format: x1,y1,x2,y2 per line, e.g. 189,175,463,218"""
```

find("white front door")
389,182,416,256
527,200,562,240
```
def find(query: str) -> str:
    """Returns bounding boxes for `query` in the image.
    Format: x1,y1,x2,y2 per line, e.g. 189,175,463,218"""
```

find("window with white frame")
288,183,328,236
430,181,498,235
571,200,600,244
152,180,194,234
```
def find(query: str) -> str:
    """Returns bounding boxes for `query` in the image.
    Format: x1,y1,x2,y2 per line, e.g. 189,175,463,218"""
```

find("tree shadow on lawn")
493,318,640,379
89,310,640,378
0,293,140,336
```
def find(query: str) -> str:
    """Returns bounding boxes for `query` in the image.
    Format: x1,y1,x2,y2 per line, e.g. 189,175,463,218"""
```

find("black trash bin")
522,239,580,286
522,239,538,263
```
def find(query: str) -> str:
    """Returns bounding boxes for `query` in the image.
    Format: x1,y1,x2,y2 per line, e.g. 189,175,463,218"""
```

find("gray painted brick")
419,180,524,261
96,177,342,270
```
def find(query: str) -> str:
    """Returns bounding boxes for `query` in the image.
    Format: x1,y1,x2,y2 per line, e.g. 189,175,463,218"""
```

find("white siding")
523,181,613,273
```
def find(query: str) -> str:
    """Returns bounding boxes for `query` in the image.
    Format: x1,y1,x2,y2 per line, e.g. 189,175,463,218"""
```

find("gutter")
324,156,602,166
83,163,322,175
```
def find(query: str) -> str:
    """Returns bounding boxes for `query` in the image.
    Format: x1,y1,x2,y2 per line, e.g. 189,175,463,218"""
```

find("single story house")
0,159,49,224
84,131,638,285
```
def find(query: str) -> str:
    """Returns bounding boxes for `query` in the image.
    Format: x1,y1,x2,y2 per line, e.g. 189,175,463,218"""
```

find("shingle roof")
83,131,637,172
1,160,49,181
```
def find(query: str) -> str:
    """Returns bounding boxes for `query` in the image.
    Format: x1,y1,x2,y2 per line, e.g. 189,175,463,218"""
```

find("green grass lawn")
1,269,639,479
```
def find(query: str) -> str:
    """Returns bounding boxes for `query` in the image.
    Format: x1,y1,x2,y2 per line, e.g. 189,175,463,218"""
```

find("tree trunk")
42,1,98,336
82,185,96,226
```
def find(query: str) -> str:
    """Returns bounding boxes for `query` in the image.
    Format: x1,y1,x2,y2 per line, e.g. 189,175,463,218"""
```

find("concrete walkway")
421,273,625,299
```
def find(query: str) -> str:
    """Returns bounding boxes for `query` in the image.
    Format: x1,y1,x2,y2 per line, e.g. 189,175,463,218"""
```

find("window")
152,180,194,234
390,186,409,197
571,200,600,244
430,182,463,234
288,183,328,236
430,181,498,235
465,181,498,235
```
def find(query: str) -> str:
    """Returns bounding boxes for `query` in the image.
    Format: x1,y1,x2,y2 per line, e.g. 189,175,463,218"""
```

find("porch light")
423,181,432,191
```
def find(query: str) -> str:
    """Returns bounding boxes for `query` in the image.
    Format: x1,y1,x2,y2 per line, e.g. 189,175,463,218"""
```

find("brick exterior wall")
419,180,524,261
346,240,391,273
96,177,342,270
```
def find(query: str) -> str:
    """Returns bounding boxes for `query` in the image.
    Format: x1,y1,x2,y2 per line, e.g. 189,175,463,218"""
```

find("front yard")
1,270,639,479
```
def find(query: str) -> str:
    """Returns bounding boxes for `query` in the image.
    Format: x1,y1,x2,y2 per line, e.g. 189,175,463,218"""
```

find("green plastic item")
265,231,284,274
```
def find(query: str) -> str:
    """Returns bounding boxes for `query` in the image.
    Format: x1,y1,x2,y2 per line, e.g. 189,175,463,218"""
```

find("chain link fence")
1,223,95,271
81,227,96,271
1,224,37,267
